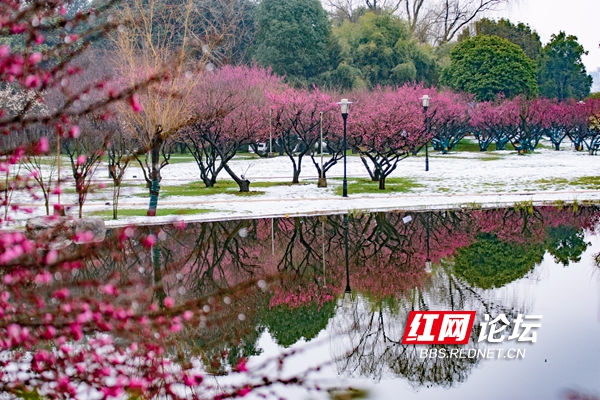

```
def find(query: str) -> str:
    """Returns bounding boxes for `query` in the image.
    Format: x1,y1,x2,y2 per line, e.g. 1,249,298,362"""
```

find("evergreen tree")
332,11,439,88
459,18,542,60
441,35,537,101
251,0,338,85
537,32,592,100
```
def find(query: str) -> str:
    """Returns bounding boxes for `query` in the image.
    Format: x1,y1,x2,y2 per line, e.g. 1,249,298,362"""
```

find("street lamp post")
268,108,274,158
318,111,327,187
421,95,430,172
337,99,352,197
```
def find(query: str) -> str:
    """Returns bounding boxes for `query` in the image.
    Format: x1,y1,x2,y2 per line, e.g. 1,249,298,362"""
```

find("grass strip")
334,177,424,196
90,208,211,219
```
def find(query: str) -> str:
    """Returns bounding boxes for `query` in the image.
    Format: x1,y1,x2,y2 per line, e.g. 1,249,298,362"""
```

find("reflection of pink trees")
4,204,595,396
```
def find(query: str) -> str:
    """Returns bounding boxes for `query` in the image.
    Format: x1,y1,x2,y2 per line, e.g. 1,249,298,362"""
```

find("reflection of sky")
247,234,600,399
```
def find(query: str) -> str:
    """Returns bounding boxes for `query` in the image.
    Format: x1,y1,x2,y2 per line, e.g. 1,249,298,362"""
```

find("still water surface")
105,206,600,399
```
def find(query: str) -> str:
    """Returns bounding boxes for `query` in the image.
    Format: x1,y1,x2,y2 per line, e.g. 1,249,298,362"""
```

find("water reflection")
88,205,599,393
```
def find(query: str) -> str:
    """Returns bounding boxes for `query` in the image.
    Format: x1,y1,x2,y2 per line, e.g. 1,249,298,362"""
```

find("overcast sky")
489,0,600,72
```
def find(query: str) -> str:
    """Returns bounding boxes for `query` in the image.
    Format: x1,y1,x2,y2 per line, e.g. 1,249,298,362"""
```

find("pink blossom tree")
427,91,471,154
505,97,552,154
268,87,337,184
349,86,427,190
564,99,600,151
469,99,512,151
183,65,280,191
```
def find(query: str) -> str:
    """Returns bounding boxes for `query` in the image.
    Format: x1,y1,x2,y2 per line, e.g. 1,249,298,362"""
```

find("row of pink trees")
470,97,600,153
177,70,600,193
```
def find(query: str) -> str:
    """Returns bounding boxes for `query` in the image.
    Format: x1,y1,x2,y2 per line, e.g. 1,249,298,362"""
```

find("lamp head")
337,98,353,116
421,94,430,109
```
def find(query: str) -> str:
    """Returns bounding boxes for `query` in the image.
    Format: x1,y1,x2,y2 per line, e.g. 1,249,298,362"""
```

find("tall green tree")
332,11,439,88
537,32,592,101
441,35,537,101
459,18,542,60
251,0,338,85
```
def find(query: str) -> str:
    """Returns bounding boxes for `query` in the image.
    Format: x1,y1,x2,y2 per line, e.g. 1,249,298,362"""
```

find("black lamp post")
337,98,352,197
421,94,430,172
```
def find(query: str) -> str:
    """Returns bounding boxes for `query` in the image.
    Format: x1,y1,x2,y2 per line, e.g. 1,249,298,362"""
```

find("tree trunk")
147,136,163,217
238,180,250,192
43,190,49,216
201,175,216,188
292,165,301,184
112,183,121,220
379,176,386,190
372,169,380,182
223,163,250,192
290,156,302,184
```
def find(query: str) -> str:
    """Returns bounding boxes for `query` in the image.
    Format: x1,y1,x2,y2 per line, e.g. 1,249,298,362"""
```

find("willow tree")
112,0,221,216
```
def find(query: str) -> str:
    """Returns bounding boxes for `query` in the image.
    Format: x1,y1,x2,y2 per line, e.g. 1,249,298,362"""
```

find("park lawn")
90,208,211,218
453,138,516,152
334,177,424,196
137,180,308,197
535,176,600,190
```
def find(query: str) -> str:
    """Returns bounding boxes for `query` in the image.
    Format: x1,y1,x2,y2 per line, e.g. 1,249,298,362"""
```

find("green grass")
453,139,482,152
165,155,197,164
453,138,516,153
131,155,196,165
480,155,504,161
533,176,600,190
90,208,211,218
534,177,569,189
335,177,424,196
570,176,600,189
482,182,506,188
137,180,304,197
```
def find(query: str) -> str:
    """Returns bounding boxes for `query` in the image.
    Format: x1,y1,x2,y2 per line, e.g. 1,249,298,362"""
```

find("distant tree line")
242,0,593,100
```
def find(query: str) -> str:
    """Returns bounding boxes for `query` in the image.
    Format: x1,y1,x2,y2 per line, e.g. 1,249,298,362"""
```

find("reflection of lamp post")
421,95,430,172
322,218,326,287
343,214,352,306
425,212,432,273
337,99,352,197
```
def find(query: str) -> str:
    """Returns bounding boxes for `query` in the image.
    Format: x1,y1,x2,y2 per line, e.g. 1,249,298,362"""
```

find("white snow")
6,139,600,228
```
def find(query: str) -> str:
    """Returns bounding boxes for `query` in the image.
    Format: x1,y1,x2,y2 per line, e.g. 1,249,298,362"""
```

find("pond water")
20,205,600,399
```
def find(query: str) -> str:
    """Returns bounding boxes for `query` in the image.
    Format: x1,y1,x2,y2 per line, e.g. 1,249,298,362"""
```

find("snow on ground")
7,140,600,228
